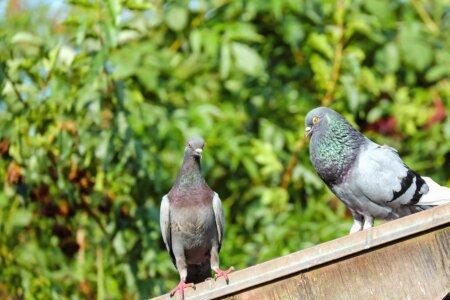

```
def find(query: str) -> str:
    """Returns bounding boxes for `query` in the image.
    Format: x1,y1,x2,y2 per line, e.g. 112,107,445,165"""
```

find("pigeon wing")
212,192,225,251
160,195,175,264
353,142,428,207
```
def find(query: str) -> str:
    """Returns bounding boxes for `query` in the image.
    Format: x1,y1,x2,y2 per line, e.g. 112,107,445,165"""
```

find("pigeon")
160,137,233,298
305,107,450,234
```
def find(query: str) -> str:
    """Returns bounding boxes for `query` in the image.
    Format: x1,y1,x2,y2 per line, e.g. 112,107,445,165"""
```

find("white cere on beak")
195,148,203,154
305,126,311,132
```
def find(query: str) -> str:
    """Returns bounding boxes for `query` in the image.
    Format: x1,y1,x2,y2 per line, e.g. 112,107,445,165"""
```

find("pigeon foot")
349,219,363,234
214,267,235,284
169,281,195,299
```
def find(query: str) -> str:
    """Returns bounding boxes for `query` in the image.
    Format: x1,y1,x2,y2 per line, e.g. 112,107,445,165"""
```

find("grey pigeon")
305,107,450,234
160,137,233,298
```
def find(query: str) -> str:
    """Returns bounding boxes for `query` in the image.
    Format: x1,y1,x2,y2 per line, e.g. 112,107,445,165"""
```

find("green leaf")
124,0,154,10
220,42,231,79
0,193,7,208
11,32,42,45
310,54,331,90
190,30,201,54
1,1,449,298
106,0,122,26
282,18,305,48
308,33,333,59
224,23,263,42
166,6,188,31
11,209,32,228
375,43,399,73
398,23,433,71
231,42,264,76
426,65,450,82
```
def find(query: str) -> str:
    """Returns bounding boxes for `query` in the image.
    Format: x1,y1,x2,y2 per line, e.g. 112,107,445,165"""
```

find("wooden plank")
224,227,450,300
152,204,450,300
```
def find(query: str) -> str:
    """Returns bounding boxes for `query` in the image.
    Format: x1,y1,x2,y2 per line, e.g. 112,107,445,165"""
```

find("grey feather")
212,192,225,251
159,195,174,263
352,142,428,208
305,107,443,233
160,137,227,286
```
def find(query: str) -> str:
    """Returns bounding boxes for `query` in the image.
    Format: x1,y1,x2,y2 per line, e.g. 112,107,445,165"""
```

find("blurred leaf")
220,42,231,79
398,23,433,71
231,42,264,76
0,0,448,299
11,32,42,45
308,33,333,59
375,43,399,73
165,6,188,31
11,209,32,228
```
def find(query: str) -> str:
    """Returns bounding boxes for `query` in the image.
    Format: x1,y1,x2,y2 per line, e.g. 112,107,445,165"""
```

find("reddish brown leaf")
78,172,93,194
80,195,91,207
58,200,72,217
99,191,115,213
366,116,398,136
119,205,130,219
101,109,113,129
0,139,10,156
59,237,80,257
32,185,51,205
425,97,447,129
48,166,58,181
52,224,72,239
6,162,23,185
8,0,21,14
61,121,77,135
40,203,59,217
68,164,94,194
79,174,92,189
76,229,86,251
68,163,78,182
79,280,94,300
0,283,10,300
327,196,341,212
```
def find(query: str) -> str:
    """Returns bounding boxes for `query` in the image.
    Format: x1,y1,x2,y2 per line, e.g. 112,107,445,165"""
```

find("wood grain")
152,204,450,300
224,227,450,300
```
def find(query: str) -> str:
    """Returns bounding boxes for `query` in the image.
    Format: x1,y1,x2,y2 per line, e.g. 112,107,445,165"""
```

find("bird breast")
171,205,216,250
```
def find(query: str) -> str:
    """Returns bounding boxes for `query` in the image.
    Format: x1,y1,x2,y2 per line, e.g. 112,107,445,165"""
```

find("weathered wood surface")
152,204,450,300
225,227,449,300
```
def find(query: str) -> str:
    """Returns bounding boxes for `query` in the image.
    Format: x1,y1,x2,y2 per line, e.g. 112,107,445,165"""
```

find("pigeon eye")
312,116,320,125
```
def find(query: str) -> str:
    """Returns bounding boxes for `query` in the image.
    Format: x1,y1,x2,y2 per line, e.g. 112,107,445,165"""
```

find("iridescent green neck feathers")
310,113,365,186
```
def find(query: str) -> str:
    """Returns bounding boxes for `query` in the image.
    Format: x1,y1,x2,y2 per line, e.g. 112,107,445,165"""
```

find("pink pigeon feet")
214,267,235,284
169,281,195,299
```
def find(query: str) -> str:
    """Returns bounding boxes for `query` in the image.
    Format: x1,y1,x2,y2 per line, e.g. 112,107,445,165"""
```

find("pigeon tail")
417,177,450,206
186,260,211,284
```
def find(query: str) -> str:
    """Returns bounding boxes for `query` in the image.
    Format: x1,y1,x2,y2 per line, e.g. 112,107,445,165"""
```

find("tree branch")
411,0,439,35
1,66,25,104
322,0,345,106
280,0,345,189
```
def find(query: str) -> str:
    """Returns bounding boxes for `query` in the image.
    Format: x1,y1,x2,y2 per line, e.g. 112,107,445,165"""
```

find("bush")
0,0,449,298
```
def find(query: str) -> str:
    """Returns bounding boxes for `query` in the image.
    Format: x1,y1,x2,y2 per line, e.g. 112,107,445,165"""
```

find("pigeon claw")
169,281,195,299
214,267,234,284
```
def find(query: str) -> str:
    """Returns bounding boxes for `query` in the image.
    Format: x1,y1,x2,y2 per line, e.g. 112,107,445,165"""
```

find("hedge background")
0,0,449,299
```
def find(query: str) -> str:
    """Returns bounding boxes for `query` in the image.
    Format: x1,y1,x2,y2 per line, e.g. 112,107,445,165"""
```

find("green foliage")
0,0,449,299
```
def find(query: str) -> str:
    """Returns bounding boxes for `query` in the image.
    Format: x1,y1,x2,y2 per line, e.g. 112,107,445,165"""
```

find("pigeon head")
185,136,205,159
305,107,365,186
305,107,340,138
173,136,207,188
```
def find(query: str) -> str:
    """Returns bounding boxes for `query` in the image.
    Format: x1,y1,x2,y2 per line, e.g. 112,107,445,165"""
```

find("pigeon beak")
194,148,203,157
305,126,312,138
